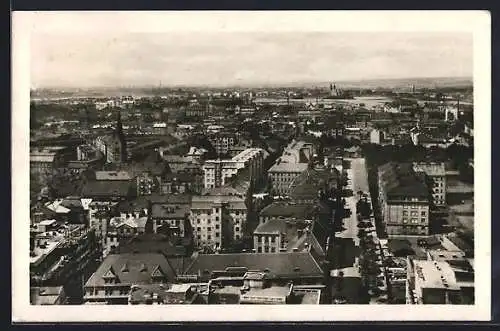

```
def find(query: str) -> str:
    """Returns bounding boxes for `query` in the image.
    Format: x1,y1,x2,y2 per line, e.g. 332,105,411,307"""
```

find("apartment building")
412,162,447,206
203,148,265,189
268,161,308,196
189,187,247,250
254,201,331,257
151,203,190,237
378,163,431,236
208,133,237,156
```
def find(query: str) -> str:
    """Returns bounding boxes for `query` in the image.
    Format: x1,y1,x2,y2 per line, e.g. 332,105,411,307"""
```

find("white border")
12,10,491,322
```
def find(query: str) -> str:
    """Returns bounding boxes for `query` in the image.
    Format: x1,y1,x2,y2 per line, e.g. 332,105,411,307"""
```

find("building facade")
412,162,447,206
202,148,265,190
189,192,247,250
378,163,431,236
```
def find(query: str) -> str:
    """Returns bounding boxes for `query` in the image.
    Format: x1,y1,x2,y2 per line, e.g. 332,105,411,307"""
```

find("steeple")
113,109,127,163
116,109,124,137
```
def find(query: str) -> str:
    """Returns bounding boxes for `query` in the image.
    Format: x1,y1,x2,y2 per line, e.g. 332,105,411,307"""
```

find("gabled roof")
85,253,176,287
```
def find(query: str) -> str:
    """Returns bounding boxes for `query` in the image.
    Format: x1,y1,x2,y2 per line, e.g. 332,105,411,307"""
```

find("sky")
30,31,473,88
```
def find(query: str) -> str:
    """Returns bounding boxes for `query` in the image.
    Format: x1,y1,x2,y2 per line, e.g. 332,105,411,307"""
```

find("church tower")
112,109,127,163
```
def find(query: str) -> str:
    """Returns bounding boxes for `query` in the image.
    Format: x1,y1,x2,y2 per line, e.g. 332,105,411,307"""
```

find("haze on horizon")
31,31,472,89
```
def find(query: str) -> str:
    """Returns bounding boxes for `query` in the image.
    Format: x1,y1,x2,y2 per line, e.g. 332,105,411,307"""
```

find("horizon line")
31,75,474,91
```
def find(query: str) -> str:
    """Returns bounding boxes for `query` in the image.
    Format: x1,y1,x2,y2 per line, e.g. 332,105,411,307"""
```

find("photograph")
12,10,491,322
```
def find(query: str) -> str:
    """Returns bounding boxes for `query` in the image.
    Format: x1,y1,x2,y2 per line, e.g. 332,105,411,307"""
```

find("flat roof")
413,260,460,290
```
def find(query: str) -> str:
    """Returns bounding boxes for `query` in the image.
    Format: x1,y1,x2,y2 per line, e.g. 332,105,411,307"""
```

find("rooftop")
82,180,133,198
379,162,430,199
184,252,323,280
413,260,460,290
269,161,308,173
95,171,133,181
85,253,177,287
151,203,190,219
30,286,65,305
118,233,187,257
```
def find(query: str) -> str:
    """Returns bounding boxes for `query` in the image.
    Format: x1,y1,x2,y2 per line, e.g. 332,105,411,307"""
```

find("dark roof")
151,203,190,219
260,201,330,219
85,253,177,287
117,234,187,257
116,197,150,212
289,168,338,201
59,197,84,210
81,180,134,198
379,162,430,199
184,252,323,279
388,239,415,256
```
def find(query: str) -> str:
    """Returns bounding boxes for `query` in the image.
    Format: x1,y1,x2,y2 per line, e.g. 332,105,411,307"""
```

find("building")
81,180,135,201
189,189,247,250
30,223,102,304
94,110,127,164
205,272,323,304
77,144,100,161
254,201,331,259
202,148,265,189
281,140,315,164
182,251,324,285
378,163,431,236
127,283,203,304
30,146,72,180
88,201,119,255
208,133,238,156
83,253,177,305
268,161,309,196
151,203,190,237
370,129,383,144
406,258,474,304
412,162,446,206
30,286,67,305
117,233,190,258
287,166,338,204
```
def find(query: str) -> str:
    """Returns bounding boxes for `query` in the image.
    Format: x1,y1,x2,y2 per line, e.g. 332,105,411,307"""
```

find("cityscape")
27,29,475,308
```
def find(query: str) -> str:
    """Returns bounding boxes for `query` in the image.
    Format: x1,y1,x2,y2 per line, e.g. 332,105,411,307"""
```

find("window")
235,235,240,240
402,211,408,216
197,235,201,240
207,227,212,232
421,218,426,223
421,211,426,216
105,289,113,296
215,224,220,229
264,247,269,253
215,217,219,221
207,219,211,224
411,211,418,217
271,236,276,243
197,227,201,232
215,208,219,213
215,232,220,237
271,247,276,253
402,219,408,224
411,218,417,223
207,235,211,240
235,227,240,232
197,219,200,224
411,205,417,209
257,247,262,253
